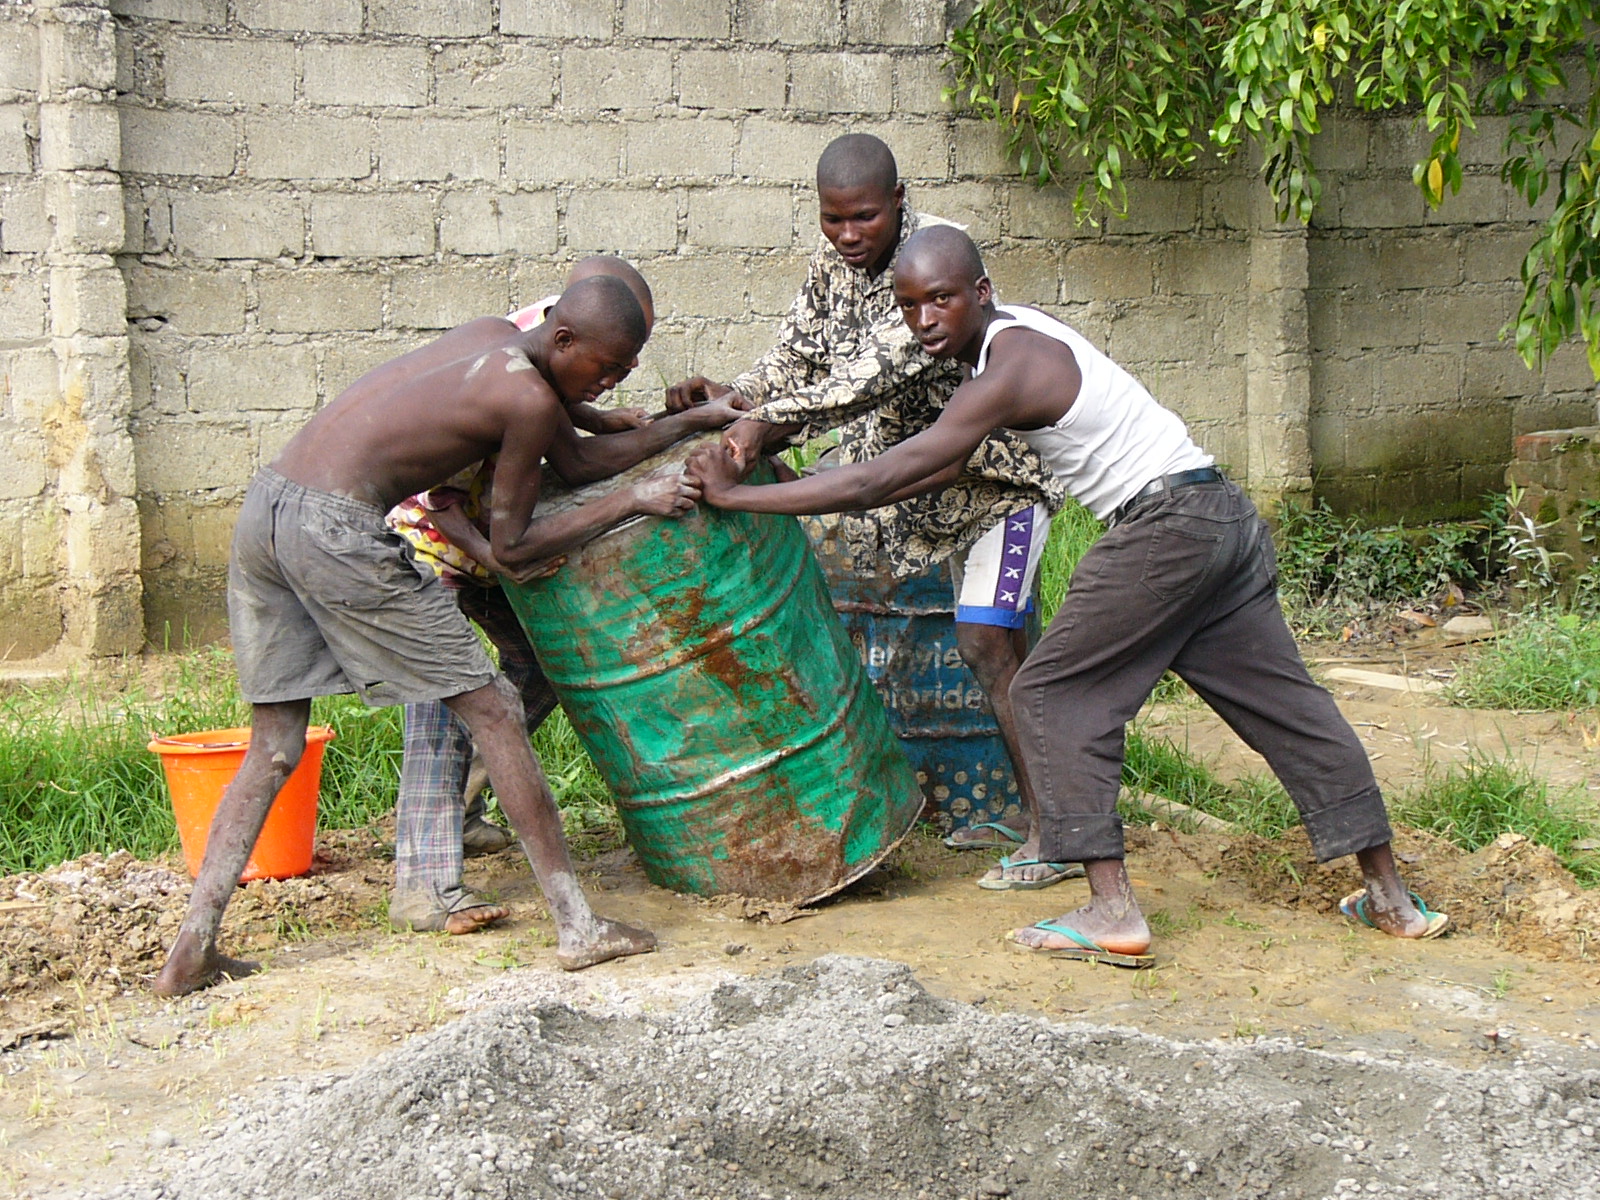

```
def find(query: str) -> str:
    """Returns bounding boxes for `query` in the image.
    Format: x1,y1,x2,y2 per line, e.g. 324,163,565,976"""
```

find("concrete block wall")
0,0,1587,659
1307,114,1596,520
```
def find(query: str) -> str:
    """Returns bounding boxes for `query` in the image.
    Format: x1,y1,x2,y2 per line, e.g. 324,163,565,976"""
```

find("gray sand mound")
97,956,1598,1200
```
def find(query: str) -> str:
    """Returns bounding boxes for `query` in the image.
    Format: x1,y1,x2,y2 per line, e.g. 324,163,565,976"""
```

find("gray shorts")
228,468,499,707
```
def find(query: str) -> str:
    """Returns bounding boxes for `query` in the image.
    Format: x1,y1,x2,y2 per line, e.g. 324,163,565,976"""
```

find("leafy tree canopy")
947,0,1600,378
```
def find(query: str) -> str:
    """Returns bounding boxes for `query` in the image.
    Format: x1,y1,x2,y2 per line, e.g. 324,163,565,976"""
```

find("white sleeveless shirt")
972,305,1212,522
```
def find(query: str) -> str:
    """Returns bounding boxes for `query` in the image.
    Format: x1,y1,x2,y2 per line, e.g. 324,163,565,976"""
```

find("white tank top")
973,305,1212,521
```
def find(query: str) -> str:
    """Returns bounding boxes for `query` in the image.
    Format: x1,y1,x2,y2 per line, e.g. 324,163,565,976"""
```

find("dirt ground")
3,632,1599,1198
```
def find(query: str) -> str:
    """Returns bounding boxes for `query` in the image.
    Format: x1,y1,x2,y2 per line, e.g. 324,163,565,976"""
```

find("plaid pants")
393,583,559,899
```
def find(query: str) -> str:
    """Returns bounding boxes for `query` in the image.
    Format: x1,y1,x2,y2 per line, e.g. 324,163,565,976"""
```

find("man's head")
566,255,656,333
815,134,904,276
543,275,649,405
893,226,993,364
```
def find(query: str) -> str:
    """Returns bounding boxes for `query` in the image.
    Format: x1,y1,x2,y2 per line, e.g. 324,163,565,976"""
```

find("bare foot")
977,837,1084,889
1340,887,1448,939
152,934,260,998
442,903,511,935
555,918,657,971
1009,903,1152,957
943,820,1026,850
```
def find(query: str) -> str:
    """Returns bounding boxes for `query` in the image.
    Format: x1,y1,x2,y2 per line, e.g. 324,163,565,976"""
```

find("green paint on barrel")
501,433,923,903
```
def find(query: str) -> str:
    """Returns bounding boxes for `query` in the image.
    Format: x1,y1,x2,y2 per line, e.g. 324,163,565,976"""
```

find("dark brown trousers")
1013,479,1392,865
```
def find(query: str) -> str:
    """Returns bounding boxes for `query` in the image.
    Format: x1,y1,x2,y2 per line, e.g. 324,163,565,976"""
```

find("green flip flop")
943,820,1027,851
976,854,1086,891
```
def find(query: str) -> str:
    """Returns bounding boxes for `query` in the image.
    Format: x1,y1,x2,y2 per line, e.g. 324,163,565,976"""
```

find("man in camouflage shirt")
668,135,1073,888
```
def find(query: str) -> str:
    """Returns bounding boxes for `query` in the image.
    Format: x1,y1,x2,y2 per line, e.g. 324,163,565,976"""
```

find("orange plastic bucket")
148,726,335,882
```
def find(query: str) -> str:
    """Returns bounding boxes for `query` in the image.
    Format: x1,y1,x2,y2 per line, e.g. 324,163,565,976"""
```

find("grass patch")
1121,729,1298,839
1392,753,1600,887
1448,612,1600,711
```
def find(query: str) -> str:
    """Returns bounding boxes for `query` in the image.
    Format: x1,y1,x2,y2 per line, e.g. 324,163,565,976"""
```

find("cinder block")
1009,184,1087,240
1108,297,1209,363
49,266,129,338
678,50,786,110
0,20,39,96
390,263,510,329
379,117,500,182
740,0,841,45
507,259,563,308
246,114,371,179
173,194,303,259
693,319,782,381
39,102,119,172
1313,116,1370,172
369,0,494,37
1424,174,1510,226
625,118,735,179
1307,410,1347,471
120,107,236,176
236,0,362,34
622,0,730,40
745,253,808,314
687,186,790,248
1247,233,1308,293
561,48,672,110
913,183,996,236
1339,292,1420,350
41,12,117,96
0,179,49,253
1374,235,1461,290
257,269,383,332
952,119,1012,178
1161,241,1248,296
894,57,952,115
790,53,892,113
441,191,558,255
1461,230,1528,283
51,177,126,253
0,272,45,339
506,121,622,182
1062,244,1154,302
131,338,192,416
643,254,748,318
1369,116,1431,166
188,343,318,412
304,44,430,108
736,118,826,182
984,247,1061,306
1119,179,1201,235
163,36,296,105
311,193,433,257
109,1,228,24
0,433,48,500
567,188,678,251
1338,177,1424,229
846,0,946,45
134,420,256,494
501,0,614,39
1,346,58,423
1376,351,1462,412
0,104,34,174
436,43,556,110
1165,362,1245,424
1307,235,1377,291
1463,344,1521,399
1424,286,1519,346
1538,341,1596,394
849,119,947,181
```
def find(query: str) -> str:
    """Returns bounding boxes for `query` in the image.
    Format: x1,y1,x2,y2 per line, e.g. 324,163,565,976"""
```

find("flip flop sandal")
389,885,507,934
943,821,1027,851
1006,920,1155,968
976,855,1087,891
1339,888,1449,939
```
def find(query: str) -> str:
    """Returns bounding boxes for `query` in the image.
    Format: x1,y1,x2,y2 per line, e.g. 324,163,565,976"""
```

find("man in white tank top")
689,226,1448,965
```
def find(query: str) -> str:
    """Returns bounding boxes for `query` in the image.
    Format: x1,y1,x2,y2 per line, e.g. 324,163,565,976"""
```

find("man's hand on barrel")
684,396,754,431
685,442,742,507
631,467,702,518
664,375,734,412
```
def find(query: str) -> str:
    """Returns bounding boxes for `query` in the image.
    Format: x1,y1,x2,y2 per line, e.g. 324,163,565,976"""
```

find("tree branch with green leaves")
946,0,1600,377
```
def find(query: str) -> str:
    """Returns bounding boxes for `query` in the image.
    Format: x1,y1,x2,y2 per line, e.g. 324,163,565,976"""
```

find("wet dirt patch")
85,956,1600,1200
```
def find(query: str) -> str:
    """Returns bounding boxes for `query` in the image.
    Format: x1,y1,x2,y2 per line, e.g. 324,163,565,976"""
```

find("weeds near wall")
1449,613,1600,711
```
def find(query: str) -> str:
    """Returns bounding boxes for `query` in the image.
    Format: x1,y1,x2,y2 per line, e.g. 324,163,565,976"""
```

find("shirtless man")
688,227,1448,966
668,134,1068,889
153,276,744,996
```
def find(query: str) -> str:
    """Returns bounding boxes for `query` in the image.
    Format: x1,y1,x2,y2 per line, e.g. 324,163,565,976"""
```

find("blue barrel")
802,513,1026,837
500,434,924,904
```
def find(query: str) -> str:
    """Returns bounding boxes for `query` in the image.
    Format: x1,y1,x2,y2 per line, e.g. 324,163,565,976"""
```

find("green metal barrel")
500,432,923,904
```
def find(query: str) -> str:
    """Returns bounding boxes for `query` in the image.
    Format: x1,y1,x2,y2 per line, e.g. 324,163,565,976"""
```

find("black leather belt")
1108,467,1223,527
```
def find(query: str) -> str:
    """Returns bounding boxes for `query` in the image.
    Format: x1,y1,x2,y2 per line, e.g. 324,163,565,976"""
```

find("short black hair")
567,255,654,325
816,133,899,195
898,225,987,286
550,275,647,350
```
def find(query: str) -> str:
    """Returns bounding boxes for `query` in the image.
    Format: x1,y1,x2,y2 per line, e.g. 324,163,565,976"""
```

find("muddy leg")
153,700,311,997
1009,859,1152,955
443,676,655,969
1349,843,1439,937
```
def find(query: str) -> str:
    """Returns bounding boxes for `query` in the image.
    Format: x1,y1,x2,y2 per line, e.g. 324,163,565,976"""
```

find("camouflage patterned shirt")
730,199,1065,574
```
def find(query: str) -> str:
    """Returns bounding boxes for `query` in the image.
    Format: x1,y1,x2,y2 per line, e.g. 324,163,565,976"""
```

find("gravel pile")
91,955,1599,1200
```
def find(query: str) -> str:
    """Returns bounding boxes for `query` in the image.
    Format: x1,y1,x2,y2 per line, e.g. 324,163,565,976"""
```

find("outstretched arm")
545,398,749,485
